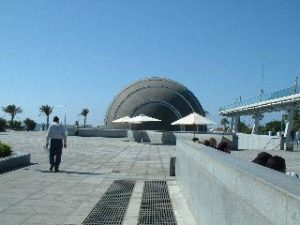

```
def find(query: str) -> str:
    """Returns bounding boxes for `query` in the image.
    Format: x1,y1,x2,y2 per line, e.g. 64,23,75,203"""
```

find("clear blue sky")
1,0,299,127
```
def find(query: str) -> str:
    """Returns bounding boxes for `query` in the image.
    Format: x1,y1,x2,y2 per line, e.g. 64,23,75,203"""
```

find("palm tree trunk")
84,117,86,127
47,116,49,129
11,115,14,130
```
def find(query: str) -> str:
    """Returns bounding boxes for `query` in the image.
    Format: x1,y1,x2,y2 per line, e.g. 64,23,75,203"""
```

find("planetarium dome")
104,77,205,131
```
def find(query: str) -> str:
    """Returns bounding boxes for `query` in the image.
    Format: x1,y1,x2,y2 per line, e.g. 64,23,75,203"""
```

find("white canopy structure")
112,116,141,131
112,116,132,123
171,112,216,126
129,114,161,143
129,114,161,123
171,112,216,138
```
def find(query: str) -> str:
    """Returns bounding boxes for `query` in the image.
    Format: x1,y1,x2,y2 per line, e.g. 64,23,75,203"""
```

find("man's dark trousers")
49,139,63,169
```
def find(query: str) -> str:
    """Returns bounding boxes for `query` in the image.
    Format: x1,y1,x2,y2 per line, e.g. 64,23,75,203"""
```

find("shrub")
9,121,24,131
0,118,7,132
238,121,252,134
0,141,12,158
23,118,37,131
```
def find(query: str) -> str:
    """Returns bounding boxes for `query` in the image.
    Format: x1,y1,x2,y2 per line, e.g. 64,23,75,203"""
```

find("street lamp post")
77,114,80,127
64,114,66,127
54,104,67,130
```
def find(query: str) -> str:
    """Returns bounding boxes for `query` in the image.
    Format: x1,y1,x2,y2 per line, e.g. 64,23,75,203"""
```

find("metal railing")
220,85,298,112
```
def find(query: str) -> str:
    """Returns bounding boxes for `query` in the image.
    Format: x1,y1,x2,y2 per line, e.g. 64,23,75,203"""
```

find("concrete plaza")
1,131,300,225
0,131,194,225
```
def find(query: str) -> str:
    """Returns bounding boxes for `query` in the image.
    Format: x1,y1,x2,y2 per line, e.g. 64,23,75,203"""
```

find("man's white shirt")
46,122,67,145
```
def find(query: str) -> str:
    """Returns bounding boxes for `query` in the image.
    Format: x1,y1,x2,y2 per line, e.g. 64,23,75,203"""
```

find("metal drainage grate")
82,179,135,225
138,181,177,225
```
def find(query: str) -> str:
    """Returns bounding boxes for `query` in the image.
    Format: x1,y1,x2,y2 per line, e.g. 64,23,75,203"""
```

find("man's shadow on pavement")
36,169,106,175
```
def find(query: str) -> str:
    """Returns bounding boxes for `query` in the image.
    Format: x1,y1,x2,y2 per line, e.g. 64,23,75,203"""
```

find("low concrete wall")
176,138,300,225
68,128,277,151
68,128,127,138
127,130,237,147
67,127,77,136
237,133,281,150
128,130,176,145
0,152,31,173
175,132,238,150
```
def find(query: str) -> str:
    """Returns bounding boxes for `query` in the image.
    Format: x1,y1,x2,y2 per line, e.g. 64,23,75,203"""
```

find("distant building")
105,77,205,131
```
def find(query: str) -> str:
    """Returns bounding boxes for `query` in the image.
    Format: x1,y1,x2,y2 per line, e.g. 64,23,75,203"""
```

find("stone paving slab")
168,180,197,225
0,131,180,225
122,181,144,225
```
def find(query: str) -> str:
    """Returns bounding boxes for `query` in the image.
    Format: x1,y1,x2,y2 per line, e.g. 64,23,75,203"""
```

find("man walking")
46,116,67,172
296,129,300,147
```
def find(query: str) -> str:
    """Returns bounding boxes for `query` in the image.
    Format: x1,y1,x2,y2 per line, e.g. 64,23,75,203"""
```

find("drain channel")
82,179,135,225
138,181,177,225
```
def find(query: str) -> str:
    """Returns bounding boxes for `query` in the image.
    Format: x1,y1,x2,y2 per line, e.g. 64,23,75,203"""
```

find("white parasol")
129,114,161,143
129,114,161,123
171,112,216,137
112,116,141,130
112,116,132,123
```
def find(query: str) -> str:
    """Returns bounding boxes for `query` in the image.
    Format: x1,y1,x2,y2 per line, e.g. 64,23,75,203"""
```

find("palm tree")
252,112,264,121
203,109,209,116
23,118,37,131
2,104,23,130
220,117,229,132
39,105,54,129
252,112,264,134
80,108,89,127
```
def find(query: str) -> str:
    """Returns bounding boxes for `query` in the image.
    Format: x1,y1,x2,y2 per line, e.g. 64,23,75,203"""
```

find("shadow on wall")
221,136,235,150
132,130,151,143
131,130,176,145
161,132,176,145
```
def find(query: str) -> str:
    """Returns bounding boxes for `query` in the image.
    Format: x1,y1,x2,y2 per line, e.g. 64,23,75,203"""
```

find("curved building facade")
105,77,205,131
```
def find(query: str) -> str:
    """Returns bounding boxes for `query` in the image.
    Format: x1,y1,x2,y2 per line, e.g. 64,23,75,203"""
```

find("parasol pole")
141,122,143,143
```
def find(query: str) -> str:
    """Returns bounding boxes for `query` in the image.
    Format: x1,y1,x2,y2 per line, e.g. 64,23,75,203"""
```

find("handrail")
220,86,297,111
262,137,280,150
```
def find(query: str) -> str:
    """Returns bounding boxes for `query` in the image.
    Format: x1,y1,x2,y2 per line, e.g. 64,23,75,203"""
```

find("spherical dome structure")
105,77,205,131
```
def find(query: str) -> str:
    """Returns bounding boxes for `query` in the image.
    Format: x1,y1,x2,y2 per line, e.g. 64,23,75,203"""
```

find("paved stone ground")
2,131,300,225
0,131,195,225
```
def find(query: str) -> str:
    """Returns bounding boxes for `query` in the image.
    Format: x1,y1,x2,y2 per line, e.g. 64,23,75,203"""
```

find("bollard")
170,157,176,176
